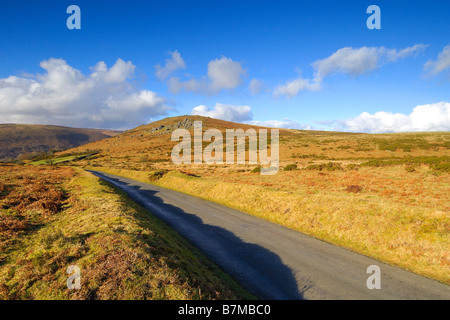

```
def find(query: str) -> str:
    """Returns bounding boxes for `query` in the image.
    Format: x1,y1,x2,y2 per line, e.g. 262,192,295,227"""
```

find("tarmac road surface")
90,170,450,300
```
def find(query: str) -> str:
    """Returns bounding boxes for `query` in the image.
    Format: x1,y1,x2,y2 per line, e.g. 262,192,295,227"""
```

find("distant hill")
0,124,122,161
63,115,450,166
63,115,281,163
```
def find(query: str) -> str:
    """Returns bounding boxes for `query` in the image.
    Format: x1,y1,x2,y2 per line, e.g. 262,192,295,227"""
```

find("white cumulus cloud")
191,103,252,122
424,45,450,76
274,44,427,98
154,50,186,80
248,78,266,95
0,58,170,129
190,103,311,129
168,56,246,94
246,119,309,129
343,102,450,133
313,44,427,80
273,75,321,99
207,57,245,91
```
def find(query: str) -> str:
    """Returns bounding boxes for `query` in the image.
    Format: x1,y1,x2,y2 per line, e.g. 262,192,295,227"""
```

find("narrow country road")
90,170,450,300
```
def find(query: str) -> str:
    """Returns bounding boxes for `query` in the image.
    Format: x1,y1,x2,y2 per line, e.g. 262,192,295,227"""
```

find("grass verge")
0,164,253,300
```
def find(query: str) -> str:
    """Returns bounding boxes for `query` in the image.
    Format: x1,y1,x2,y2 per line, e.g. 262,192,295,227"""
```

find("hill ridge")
0,124,121,161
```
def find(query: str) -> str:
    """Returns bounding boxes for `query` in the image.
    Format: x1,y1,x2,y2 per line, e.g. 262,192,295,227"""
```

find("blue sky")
0,0,449,132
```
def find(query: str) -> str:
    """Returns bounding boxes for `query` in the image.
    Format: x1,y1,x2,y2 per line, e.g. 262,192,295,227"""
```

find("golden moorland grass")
0,164,252,299
89,165,449,285
60,116,450,285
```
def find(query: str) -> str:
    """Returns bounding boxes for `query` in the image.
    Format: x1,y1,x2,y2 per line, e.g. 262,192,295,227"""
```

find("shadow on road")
89,170,311,300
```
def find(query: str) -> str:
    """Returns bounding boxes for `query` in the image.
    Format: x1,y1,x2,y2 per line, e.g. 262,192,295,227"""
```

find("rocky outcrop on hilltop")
150,118,194,135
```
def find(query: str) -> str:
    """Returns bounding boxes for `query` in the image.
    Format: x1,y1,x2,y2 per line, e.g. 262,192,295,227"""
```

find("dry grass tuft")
345,185,363,193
